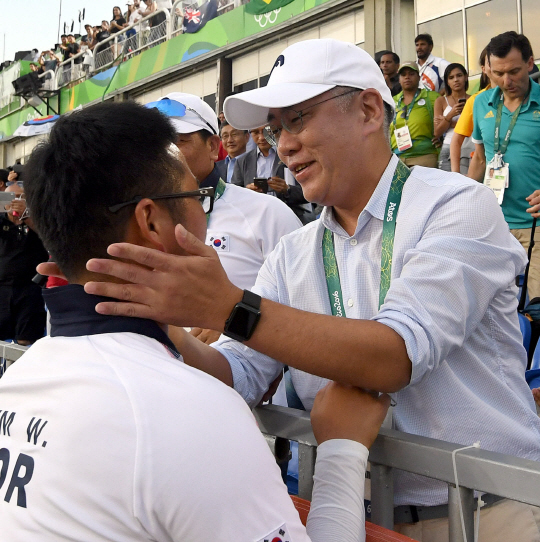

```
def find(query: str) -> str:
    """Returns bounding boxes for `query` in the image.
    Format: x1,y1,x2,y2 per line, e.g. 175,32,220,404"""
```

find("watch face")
225,303,261,341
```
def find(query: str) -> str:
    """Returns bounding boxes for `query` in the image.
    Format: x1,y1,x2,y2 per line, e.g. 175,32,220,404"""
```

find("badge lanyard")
206,178,226,225
322,160,411,317
396,90,420,125
493,91,526,159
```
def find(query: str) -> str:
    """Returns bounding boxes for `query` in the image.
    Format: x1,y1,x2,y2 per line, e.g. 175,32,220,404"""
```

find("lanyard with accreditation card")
322,160,411,317
394,91,420,152
483,90,528,204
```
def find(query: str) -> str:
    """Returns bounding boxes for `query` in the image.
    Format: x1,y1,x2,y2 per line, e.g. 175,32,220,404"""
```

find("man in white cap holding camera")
75,39,540,541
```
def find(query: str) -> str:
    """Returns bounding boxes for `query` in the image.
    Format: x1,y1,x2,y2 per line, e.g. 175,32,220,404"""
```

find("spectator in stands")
433,63,470,171
0,184,48,346
3,99,387,542
450,46,494,174
216,121,250,183
415,33,450,93
471,32,540,300
81,24,94,48
81,38,540,541
390,62,440,167
67,34,83,79
38,50,61,82
0,170,8,191
110,6,128,57
379,50,401,96
93,22,112,65
126,0,143,39
59,34,70,62
232,126,314,223
29,63,43,75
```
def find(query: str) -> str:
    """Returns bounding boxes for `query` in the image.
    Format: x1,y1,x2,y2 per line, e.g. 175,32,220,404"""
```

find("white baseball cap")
155,92,219,135
224,39,395,130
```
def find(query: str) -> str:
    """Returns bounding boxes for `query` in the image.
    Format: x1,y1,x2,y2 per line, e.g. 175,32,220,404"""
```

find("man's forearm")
467,149,485,182
170,327,233,386
244,298,411,393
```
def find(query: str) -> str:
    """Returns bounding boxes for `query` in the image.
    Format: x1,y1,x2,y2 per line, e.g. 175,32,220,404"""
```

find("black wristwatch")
223,290,262,342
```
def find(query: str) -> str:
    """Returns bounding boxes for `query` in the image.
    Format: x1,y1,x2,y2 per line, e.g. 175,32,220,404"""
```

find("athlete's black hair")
24,100,185,280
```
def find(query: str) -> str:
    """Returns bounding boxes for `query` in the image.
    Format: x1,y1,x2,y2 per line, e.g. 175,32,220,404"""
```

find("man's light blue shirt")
256,147,276,179
225,152,246,183
213,155,540,506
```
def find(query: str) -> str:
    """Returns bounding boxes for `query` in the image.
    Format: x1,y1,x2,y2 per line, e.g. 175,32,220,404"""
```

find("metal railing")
0,342,29,377
253,403,540,542
93,9,171,72
55,49,88,88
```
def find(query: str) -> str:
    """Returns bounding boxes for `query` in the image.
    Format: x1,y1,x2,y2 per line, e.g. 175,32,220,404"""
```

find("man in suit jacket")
231,126,315,224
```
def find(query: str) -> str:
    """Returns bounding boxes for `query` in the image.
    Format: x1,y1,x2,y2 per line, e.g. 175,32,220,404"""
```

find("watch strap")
242,289,261,310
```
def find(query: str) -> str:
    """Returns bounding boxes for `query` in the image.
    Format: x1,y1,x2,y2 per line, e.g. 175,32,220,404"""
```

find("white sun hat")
149,92,219,135
223,39,395,130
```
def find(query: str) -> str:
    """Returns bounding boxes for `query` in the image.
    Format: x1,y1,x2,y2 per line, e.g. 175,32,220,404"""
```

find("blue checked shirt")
213,154,540,507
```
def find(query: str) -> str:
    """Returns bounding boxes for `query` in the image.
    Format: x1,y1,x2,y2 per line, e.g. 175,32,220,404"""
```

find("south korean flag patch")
207,233,230,252
257,523,291,542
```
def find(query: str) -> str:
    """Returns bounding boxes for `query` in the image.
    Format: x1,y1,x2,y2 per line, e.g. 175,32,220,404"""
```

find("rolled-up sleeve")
373,183,527,387
212,242,286,407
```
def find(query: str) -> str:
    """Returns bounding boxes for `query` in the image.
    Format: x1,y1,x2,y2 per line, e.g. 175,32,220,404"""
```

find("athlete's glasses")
146,98,217,135
108,187,215,214
263,89,362,146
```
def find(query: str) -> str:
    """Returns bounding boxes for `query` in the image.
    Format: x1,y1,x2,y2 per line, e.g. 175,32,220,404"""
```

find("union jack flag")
185,8,201,23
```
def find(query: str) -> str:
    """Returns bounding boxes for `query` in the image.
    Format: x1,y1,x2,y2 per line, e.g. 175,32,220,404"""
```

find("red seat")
290,496,417,542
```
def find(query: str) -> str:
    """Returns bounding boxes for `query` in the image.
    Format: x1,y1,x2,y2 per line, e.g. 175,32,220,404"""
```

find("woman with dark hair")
110,6,127,57
434,63,470,171
449,48,497,173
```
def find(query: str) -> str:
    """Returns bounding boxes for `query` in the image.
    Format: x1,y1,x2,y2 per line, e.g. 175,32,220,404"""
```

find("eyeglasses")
263,89,362,146
108,187,215,214
221,130,246,140
146,98,217,135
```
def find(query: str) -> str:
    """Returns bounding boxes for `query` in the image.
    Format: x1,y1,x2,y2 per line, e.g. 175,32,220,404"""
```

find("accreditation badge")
395,126,413,152
483,158,509,205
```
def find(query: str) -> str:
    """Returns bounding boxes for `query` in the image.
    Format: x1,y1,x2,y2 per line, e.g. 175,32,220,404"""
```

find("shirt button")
350,239,358,246
348,299,354,307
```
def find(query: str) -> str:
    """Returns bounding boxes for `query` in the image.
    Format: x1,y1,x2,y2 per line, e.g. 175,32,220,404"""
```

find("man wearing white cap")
146,92,301,344
79,40,540,541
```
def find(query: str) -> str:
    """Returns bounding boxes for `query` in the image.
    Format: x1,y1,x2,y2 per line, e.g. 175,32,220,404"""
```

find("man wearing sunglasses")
2,100,391,540
47,40,540,540
146,92,301,345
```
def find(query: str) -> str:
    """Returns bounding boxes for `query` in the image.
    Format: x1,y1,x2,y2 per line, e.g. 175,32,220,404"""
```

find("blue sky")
1,0,122,62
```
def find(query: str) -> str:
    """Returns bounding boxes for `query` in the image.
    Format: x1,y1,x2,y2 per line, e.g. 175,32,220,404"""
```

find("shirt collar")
320,154,400,237
487,80,540,110
43,284,179,356
418,54,435,70
256,147,276,159
199,165,222,190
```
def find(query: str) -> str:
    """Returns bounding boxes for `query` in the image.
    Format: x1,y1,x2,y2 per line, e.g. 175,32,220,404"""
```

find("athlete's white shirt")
0,332,367,541
206,183,302,290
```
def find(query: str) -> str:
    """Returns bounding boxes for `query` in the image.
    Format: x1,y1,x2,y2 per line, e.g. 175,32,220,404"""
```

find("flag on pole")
183,0,218,33
244,0,295,15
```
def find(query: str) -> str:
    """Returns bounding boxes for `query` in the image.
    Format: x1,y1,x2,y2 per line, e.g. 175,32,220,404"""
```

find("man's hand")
268,176,288,195
526,190,540,218
190,327,222,345
7,198,27,225
83,223,243,330
311,382,390,448
431,136,443,149
7,171,18,183
246,182,263,193
36,261,66,281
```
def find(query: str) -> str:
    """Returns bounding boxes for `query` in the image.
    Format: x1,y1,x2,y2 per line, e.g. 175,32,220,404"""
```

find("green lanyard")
494,90,527,156
206,178,227,225
396,90,420,124
322,160,411,317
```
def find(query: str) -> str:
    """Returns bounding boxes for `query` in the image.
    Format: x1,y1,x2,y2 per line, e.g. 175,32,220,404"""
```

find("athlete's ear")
125,198,170,252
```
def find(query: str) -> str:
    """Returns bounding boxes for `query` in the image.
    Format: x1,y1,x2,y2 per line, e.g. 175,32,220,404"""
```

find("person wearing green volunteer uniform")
471,32,540,299
390,62,440,168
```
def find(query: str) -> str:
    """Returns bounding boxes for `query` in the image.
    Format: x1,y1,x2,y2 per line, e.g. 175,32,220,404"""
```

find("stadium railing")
3,342,539,542
254,403,540,542
92,9,171,73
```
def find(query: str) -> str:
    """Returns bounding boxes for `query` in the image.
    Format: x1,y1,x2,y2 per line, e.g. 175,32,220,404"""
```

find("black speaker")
14,50,31,62
12,72,43,97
